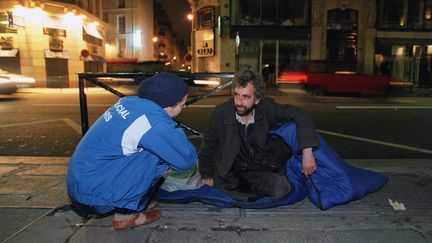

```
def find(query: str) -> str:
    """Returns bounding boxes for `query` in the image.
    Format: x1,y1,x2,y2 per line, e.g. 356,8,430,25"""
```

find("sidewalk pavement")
1,156,431,243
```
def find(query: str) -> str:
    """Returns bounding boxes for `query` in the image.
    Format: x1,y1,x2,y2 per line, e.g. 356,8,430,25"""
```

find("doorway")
45,58,69,88
326,9,358,62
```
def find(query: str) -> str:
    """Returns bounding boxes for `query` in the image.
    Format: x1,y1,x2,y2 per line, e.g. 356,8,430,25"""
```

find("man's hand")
301,147,317,177
202,178,214,187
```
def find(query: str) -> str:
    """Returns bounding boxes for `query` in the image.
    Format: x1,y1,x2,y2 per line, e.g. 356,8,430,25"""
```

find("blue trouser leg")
71,162,168,215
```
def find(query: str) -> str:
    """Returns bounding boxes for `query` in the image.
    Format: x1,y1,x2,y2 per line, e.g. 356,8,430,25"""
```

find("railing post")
78,75,89,136
76,72,234,138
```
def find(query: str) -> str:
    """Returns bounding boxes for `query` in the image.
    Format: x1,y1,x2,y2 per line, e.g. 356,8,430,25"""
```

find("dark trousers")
218,169,292,202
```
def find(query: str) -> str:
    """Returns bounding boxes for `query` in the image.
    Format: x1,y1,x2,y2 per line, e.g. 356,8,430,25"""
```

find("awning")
86,54,105,62
43,16,66,30
82,24,103,39
44,49,69,59
105,58,138,63
0,48,19,57
376,38,432,45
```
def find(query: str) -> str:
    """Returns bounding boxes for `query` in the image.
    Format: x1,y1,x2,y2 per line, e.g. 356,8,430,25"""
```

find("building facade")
0,0,106,87
102,0,184,72
188,0,432,86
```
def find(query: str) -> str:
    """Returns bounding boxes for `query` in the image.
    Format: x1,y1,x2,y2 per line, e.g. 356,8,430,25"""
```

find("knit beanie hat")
138,72,188,108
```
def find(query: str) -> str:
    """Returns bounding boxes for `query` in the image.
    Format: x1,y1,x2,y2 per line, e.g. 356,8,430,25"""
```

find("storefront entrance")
45,58,69,88
326,9,358,62
0,49,20,73
375,43,432,86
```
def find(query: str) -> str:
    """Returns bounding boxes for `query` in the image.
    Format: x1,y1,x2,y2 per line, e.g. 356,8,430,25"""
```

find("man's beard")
235,104,255,117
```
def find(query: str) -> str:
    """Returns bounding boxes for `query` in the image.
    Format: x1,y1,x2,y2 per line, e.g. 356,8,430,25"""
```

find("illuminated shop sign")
196,40,214,56
196,29,215,57
0,36,13,49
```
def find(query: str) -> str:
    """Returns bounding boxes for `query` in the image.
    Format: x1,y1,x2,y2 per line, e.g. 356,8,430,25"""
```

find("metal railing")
77,72,234,138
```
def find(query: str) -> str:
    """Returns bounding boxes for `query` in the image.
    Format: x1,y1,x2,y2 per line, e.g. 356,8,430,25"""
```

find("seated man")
67,72,197,229
199,69,319,202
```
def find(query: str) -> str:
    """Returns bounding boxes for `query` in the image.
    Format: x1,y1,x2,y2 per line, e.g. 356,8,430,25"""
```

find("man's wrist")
302,147,313,154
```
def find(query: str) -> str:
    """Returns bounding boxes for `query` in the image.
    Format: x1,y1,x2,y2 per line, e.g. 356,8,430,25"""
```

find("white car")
0,77,17,94
0,69,36,94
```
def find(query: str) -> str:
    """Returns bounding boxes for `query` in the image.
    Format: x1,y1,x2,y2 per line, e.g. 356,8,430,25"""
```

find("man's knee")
268,175,291,199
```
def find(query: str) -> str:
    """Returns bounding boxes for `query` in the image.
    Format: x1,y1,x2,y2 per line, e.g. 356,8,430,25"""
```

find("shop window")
278,0,309,26
262,0,277,25
118,0,125,8
424,0,432,29
235,0,260,25
406,0,421,28
378,0,432,29
232,0,309,26
327,8,358,30
238,39,260,72
378,0,403,28
278,42,308,72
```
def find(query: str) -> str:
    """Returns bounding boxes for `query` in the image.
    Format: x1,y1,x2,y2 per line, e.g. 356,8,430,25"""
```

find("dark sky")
159,0,192,47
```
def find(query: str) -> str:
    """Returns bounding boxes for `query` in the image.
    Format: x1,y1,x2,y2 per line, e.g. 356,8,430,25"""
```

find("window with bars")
117,15,126,34
103,13,109,23
117,38,126,58
118,0,125,8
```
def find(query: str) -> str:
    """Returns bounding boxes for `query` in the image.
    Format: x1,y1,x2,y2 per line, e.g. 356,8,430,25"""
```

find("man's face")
233,82,260,116
164,94,188,118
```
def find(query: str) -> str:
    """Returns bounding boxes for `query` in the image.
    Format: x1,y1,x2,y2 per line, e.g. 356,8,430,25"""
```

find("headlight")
10,77,36,83
193,80,220,85
0,78,11,84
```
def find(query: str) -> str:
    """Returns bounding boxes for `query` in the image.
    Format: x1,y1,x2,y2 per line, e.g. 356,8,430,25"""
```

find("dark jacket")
198,97,319,182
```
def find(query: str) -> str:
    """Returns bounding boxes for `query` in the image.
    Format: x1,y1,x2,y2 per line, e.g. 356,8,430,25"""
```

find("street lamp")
186,13,194,72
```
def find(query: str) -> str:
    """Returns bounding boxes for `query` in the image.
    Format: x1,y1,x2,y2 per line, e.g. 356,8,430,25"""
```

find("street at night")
1,0,432,241
1,87,431,159
1,86,432,242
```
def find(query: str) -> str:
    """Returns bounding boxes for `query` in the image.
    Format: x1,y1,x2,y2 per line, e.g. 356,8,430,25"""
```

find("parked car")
278,60,412,95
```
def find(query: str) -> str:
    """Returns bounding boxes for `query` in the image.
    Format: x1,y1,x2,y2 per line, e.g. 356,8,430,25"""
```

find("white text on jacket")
114,101,130,119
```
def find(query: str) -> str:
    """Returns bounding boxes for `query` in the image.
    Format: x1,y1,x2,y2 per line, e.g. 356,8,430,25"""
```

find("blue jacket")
67,96,197,211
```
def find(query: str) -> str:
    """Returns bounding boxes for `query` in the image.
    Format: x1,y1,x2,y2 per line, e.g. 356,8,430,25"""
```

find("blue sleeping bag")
157,122,388,210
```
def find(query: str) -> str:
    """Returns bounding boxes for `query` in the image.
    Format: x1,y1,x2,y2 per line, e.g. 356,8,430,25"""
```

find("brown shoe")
113,209,161,230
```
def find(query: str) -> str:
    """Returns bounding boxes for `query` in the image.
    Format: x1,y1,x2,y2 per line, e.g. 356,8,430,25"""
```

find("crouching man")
67,72,197,229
